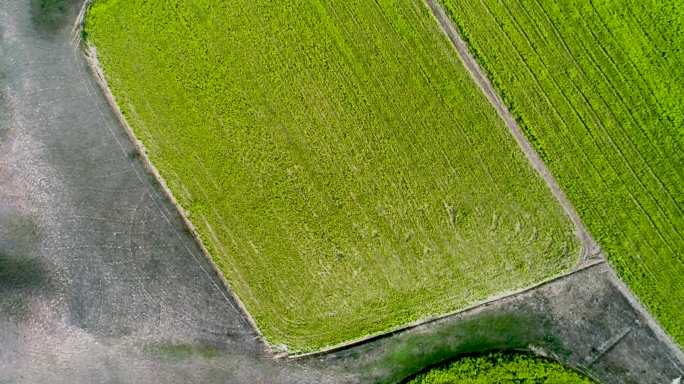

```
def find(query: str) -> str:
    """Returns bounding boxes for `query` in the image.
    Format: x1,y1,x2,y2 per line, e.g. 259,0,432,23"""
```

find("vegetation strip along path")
406,352,595,383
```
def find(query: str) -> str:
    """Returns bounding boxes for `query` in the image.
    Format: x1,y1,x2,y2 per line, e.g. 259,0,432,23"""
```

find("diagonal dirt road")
424,0,599,260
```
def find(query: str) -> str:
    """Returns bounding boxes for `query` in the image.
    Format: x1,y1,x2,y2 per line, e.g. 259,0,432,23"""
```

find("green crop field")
86,0,578,352
439,0,684,345
408,353,594,383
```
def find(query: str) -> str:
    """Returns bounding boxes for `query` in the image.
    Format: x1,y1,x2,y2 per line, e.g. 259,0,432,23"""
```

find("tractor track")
425,0,684,369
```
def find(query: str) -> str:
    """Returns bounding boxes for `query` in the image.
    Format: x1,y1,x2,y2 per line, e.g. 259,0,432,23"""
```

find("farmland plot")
439,0,684,345
86,0,578,352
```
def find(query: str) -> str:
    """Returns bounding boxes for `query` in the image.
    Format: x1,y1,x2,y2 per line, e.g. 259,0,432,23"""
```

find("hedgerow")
408,353,594,383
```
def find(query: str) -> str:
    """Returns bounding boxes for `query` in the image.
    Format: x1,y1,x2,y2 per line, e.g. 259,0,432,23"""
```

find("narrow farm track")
0,1,682,383
425,0,597,260
425,0,684,367
436,0,684,347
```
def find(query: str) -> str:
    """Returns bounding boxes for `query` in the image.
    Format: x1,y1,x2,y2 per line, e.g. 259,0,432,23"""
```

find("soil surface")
0,1,681,383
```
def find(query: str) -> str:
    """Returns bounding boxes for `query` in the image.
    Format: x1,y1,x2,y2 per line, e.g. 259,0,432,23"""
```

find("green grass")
85,0,578,352
364,311,570,384
407,352,594,384
439,0,684,346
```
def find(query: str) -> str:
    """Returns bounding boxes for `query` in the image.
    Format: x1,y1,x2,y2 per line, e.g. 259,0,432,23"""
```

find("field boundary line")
80,42,271,353
585,326,632,367
601,266,684,367
71,0,92,46
425,0,684,365
424,0,598,262
292,259,606,359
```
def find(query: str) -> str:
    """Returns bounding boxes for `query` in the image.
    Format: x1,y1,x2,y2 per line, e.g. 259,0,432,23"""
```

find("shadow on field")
0,210,50,319
0,247,50,321
0,252,47,292
30,0,81,35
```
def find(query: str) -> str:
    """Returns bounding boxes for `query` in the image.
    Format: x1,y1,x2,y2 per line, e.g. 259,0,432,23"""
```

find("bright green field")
439,0,684,345
408,353,594,384
86,0,578,352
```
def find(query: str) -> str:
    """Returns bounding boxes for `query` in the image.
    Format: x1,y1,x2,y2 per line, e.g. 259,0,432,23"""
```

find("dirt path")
424,0,599,260
424,0,684,368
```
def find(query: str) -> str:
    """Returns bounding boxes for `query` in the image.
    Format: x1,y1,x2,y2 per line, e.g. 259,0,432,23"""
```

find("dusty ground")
0,1,681,383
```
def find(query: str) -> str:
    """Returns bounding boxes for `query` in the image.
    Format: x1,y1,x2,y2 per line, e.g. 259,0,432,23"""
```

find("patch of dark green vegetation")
0,252,48,320
143,342,220,361
362,310,571,384
0,213,41,260
0,212,46,319
406,352,594,384
126,149,140,160
0,252,47,292
30,0,72,32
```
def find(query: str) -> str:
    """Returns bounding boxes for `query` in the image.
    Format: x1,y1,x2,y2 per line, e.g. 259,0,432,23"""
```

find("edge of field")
77,0,592,357
292,258,603,359
82,36,594,358
79,43,271,352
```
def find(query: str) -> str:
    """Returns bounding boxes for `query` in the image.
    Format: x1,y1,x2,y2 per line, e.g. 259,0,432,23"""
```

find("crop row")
440,0,684,345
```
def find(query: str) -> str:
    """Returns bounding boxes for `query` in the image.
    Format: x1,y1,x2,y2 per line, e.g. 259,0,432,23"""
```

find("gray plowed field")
0,1,681,383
